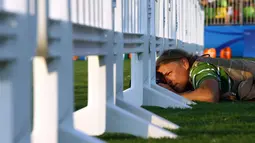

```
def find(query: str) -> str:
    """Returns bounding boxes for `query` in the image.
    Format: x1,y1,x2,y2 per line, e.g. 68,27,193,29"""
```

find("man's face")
157,59,190,92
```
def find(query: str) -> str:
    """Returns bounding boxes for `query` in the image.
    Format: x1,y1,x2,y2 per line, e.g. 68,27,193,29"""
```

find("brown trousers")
197,57,255,101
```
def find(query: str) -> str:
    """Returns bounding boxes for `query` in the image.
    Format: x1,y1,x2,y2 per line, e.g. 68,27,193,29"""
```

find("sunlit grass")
73,59,255,143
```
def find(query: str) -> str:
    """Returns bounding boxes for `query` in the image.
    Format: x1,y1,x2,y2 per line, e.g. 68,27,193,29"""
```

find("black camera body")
156,72,167,84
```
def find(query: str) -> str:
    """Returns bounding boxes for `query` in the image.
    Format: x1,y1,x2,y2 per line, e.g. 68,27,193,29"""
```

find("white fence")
0,0,204,143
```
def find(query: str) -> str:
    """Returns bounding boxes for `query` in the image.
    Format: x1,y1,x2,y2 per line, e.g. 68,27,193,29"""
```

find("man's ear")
180,58,189,70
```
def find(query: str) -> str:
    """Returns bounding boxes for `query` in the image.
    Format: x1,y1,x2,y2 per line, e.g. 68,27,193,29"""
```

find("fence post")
0,0,34,142
32,0,105,142
142,0,195,107
113,0,180,136
0,0,205,142
73,0,113,137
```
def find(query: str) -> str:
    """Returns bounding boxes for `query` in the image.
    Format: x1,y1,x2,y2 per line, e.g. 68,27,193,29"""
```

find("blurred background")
201,0,255,58
73,0,255,61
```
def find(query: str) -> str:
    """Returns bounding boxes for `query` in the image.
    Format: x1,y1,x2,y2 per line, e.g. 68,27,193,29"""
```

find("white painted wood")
114,0,184,138
0,0,34,142
32,0,105,142
74,0,178,139
0,0,204,142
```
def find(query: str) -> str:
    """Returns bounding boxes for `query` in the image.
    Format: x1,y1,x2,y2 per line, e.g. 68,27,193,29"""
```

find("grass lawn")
73,59,255,143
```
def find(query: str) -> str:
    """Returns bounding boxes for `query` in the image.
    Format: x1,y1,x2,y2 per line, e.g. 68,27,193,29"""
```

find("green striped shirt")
189,61,233,94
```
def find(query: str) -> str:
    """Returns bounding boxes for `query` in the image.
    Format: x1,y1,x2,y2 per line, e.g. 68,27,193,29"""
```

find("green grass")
74,60,131,110
73,59,255,143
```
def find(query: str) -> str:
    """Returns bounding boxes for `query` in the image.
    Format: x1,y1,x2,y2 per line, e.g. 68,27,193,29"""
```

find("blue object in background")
204,25,255,57
243,30,255,58
78,56,87,60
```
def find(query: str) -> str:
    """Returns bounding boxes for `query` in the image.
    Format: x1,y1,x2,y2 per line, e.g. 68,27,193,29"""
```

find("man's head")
156,49,194,92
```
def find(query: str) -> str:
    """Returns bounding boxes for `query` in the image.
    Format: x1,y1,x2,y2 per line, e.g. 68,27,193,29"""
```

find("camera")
156,72,167,84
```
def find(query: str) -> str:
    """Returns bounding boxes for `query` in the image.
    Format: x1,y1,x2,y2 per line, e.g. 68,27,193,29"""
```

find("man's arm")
158,79,220,103
180,79,220,103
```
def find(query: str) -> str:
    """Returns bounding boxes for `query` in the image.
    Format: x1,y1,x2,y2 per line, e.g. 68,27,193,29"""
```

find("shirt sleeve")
190,62,220,89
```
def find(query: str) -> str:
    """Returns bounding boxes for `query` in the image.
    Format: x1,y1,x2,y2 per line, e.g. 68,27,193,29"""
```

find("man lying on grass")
156,49,255,103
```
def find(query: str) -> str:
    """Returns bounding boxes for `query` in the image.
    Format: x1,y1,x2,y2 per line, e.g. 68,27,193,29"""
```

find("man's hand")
158,83,176,92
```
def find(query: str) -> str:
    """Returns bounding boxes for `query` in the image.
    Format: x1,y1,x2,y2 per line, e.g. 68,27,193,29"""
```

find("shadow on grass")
99,133,141,140
73,60,255,143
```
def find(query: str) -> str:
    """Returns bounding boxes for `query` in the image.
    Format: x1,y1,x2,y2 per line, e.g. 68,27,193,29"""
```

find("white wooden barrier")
0,1,35,142
0,0,204,142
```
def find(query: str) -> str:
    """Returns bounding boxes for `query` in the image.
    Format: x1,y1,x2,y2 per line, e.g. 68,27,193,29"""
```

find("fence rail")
0,0,204,143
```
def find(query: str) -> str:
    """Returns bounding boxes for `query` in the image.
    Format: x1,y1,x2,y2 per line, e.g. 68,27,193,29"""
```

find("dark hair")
156,49,198,71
